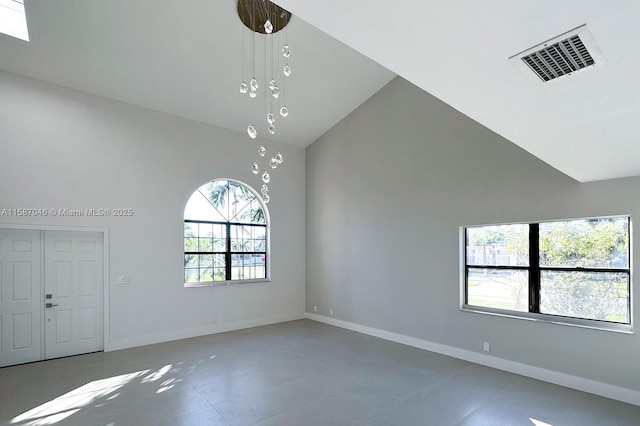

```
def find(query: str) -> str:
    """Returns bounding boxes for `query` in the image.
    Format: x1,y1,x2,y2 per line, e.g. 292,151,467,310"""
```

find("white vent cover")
510,24,606,82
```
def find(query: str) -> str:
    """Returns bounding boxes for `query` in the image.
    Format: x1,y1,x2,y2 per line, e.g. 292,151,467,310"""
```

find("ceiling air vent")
510,24,606,82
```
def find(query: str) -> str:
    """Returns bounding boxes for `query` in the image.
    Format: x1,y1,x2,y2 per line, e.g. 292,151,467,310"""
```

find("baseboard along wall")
305,313,640,406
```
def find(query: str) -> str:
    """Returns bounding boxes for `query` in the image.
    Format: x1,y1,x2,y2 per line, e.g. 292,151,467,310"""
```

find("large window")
184,179,268,286
463,216,631,330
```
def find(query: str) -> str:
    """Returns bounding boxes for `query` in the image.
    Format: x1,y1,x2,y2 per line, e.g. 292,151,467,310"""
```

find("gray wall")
0,71,306,349
306,77,640,391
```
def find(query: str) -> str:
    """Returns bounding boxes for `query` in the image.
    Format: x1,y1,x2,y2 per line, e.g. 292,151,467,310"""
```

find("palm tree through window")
184,179,268,284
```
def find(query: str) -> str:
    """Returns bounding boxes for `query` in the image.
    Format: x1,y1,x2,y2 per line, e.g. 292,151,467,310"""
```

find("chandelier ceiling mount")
237,0,292,34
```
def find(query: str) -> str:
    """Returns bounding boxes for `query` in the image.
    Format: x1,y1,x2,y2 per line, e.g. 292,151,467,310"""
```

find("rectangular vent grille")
521,35,595,82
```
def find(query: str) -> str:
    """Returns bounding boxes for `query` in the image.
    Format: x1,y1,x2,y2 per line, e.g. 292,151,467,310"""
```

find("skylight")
0,0,29,41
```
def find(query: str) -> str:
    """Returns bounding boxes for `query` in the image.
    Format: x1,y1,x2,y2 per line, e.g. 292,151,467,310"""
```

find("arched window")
184,179,268,285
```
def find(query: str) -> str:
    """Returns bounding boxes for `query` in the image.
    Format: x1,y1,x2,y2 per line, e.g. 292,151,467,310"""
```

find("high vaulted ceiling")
275,0,640,182
2,1,640,182
0,0,394,147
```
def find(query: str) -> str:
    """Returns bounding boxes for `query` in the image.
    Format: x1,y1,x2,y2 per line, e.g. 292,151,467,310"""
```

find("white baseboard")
305,313,640,406
106,312,305,352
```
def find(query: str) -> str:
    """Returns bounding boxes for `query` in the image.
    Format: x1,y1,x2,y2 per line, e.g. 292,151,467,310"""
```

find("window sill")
184,278,271,288
461,305,633,334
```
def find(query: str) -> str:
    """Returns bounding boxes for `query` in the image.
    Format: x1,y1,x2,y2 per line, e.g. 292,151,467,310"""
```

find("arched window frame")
183,179,270,287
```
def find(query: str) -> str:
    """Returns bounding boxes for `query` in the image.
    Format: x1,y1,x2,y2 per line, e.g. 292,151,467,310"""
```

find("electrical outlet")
313,306,317,312
483,342,491,352
329,308,333,316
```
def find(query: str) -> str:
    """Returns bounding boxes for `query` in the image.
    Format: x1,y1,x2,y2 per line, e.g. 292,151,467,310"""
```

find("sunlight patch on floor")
157,377,180,394
141,364,172,383
530,418,554,426
11,370,150,425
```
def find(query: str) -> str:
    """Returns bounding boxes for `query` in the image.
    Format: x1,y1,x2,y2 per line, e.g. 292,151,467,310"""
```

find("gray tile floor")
1,319,639,425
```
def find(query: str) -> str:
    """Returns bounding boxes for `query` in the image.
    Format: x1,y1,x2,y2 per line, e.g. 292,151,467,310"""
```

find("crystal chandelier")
237,0,292,204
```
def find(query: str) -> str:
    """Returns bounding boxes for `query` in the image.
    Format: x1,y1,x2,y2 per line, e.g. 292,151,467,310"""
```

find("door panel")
79,307,96,340
80,261,96,296
44,231,104,360
0,230,42,367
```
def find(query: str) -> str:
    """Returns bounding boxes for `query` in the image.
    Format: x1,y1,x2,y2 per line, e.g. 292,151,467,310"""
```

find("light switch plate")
117,276,130,285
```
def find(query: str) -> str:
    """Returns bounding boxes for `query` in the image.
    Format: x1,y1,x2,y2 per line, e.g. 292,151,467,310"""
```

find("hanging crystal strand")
268,24,277,139
261,18,271,179
266,22,274,129
270,79,279,100
282,24,290,59
269,39,279,175
281,28,286,107
269,15,279,102
249,35,259,96
280,25,289,118
264,23,270,131
252,2,263,175
271,28,279,164
240,19,248,94
266,0,276,185
270,26,281,177
271,16,277,89
248,8,257,106
247,6,257,174
252,6,262,176
283,30,291,78
259,36,267,163
283,26,291,77
273,28,278,136
264,0,273,34
248,13,258,98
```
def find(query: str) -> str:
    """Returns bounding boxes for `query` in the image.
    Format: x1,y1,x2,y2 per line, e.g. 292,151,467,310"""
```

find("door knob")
45,303,59,308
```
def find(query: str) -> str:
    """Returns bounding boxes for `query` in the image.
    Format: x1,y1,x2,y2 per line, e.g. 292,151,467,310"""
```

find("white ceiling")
0,0,394,147
3,1,640,182
275,0,640,182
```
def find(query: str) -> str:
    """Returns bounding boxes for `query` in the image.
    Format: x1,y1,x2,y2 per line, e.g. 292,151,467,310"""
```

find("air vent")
522,36,594,81
510,25,605,83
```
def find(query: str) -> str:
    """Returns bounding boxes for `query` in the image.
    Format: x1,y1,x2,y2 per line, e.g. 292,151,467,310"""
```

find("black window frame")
185,219,267,283
463,216,632,331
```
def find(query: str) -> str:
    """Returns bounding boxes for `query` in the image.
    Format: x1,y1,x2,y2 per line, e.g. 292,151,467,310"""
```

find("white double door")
0,229,104,367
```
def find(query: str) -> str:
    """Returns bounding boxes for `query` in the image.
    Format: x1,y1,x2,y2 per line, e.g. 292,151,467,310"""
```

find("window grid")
185,219,267,283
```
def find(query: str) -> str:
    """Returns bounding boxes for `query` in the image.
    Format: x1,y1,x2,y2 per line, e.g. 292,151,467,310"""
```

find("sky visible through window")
184,180,265,224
